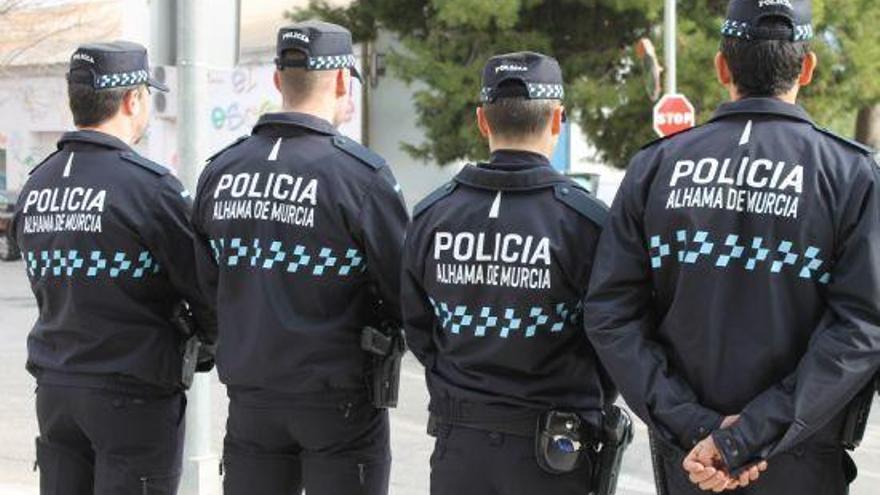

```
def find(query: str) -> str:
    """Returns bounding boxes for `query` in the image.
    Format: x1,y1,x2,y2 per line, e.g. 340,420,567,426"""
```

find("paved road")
0,259,878,494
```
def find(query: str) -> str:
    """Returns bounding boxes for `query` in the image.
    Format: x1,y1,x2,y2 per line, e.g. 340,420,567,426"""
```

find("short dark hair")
720,18,810,98
68,83,131,127
482,94,557,141
277,50,323,106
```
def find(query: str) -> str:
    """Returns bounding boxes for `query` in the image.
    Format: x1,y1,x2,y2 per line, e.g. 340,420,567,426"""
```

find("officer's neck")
282,99,337,128
488,137,553,160
729,85,800,105
77,116,138,146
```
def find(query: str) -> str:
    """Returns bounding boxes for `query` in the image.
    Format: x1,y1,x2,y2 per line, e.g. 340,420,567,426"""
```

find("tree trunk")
855,105,880,150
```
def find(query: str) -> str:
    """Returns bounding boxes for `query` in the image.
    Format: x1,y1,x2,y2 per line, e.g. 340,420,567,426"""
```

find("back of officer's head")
66,41,160,142
477,52,565,155
717,0,817,100
481,87,560,142
275,50,326,106
68,84,148,128
273,49,354,127
272,22,358,126
719,17,813,98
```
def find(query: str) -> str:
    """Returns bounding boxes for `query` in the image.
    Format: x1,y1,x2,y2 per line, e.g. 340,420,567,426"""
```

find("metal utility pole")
664,0,677,95
176,1,215,493
174,1,239,493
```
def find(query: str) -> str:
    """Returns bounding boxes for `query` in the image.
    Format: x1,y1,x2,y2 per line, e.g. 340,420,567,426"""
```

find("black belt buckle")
535,410,586,474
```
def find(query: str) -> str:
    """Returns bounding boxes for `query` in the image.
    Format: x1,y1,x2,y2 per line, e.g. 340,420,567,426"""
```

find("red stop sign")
653,94,696,137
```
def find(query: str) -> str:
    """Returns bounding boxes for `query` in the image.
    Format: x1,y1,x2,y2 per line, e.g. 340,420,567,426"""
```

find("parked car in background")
0,190,20,261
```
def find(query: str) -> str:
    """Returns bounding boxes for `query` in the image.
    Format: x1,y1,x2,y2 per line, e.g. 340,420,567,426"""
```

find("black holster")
593,406,635,495
841,372,880,450
172,303,200,390
361,324,406,409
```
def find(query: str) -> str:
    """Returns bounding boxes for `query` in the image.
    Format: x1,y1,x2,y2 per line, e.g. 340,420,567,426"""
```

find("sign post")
654,1,696,137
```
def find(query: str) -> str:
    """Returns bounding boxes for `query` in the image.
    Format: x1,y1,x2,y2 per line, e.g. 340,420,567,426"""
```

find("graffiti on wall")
207,66,281,149
205,61,362,152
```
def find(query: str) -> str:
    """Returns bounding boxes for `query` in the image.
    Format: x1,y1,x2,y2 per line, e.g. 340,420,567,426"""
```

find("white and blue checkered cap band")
308,54,356,71
480,83,564,102
793,24,814,41
95,69,149,89
721,19,813,41
527,83,564,100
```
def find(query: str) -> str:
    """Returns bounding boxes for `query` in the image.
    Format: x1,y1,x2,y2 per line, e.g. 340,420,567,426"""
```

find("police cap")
722,0,814,42
275,20,362,81
67,41,169,92
480,51,564,103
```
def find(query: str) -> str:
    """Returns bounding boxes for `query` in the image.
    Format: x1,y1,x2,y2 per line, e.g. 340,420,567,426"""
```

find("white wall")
0,74,70,190
366,33,464,209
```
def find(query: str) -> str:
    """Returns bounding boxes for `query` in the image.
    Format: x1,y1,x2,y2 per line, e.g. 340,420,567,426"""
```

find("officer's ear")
550,105,564,137
273,70,282,93
476,106,491,139
119,88,141,117
335,68,348,98
715,52,733,86
799,51,818,87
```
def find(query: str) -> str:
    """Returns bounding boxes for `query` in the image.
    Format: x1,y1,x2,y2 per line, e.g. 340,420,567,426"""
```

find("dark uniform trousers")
35,384,186,495
430,424,593,495
222,390,390,495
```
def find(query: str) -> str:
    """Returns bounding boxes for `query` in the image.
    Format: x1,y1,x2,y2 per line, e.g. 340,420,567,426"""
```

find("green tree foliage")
292,0,879,168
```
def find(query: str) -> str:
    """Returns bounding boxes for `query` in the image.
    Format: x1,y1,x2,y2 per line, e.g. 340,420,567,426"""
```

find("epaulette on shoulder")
414,181,457,218
332,135,385,170
553,183,609,227
207,135,249,163
813,126,874,156
639,124,703,151
28,150,62,175
120,151,169,176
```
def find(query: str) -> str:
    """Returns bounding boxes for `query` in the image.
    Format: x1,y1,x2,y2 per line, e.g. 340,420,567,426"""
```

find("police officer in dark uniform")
191,21,407,495
11,41,217,495
584,1,880,493
402,52,630,495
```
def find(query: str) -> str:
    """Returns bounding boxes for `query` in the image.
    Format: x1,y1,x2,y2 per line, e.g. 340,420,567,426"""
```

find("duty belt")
429,399,569,437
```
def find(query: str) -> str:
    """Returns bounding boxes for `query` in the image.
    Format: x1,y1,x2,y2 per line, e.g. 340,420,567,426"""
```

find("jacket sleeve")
713,161,880,471
583,151,723,450
145,176,218,354
400,219,437,367
354,166,410,324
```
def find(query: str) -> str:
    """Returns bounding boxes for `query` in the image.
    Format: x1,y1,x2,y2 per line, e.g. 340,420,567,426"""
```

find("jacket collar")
252,112,338,136
710,97,813,125
484,149,552,171
58,130,132,151
455,150,567,192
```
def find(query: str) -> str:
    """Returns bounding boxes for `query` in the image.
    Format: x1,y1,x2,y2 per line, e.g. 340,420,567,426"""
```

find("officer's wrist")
680,409,724,449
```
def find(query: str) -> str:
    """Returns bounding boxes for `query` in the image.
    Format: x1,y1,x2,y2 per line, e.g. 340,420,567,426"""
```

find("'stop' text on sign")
653,94,696,137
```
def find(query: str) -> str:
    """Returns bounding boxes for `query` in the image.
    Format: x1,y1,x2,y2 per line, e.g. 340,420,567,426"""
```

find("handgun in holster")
841,372,880,450
361,323,406,409
592,405,635,495
172,303,201,390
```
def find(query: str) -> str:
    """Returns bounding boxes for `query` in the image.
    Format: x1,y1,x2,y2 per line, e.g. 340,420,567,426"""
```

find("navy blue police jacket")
402,150,613,420
584,98,880,470
192,112,408,397
13,130,217,393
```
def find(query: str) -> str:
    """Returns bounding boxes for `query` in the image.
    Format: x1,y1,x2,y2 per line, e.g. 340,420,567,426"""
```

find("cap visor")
148,77,170,93
350,66,363,83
